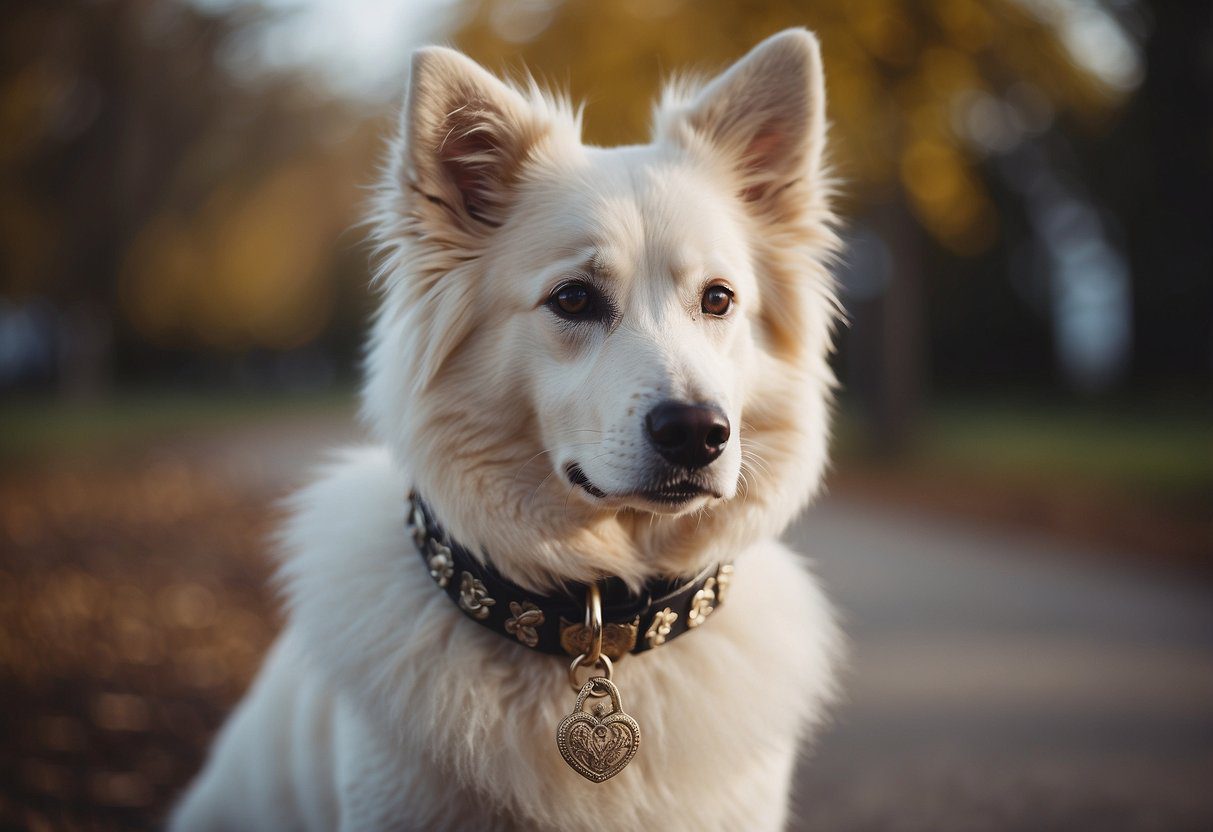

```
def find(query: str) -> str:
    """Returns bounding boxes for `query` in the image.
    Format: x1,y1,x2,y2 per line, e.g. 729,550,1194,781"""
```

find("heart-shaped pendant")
556,677,640,782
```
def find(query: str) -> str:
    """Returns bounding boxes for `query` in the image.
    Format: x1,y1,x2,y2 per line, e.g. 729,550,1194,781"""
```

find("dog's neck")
402,434,758,592
407,492,733,659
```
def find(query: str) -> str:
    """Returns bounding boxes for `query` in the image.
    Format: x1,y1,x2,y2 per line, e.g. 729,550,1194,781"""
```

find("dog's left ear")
656,29,827,217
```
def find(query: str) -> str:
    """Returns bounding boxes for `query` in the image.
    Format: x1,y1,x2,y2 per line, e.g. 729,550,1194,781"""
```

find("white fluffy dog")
173,28,844,832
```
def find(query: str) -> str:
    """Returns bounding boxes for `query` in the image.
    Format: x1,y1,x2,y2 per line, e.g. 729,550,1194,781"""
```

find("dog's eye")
701,285,734,317
549,282,595,319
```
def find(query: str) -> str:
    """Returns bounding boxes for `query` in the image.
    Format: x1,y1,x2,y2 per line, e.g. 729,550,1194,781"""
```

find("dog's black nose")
645,401,730,469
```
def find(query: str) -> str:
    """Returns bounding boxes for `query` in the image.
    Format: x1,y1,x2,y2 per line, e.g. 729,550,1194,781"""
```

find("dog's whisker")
508,441,601,493
561,480,577,523
525,467,561,509
739,428,780,455
509,448,559,492
740,457,771,482
739,445,774,479
744,455,766,483
737,462,754,504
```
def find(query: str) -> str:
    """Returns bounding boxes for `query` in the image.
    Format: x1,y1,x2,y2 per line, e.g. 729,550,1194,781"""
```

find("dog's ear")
656,29,826,217
403,47,546,232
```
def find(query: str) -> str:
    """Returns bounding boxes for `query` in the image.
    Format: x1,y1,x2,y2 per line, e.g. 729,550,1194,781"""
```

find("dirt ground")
1,452,283,829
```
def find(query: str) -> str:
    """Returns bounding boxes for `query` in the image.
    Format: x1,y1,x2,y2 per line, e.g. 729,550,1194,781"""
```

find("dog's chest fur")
175,447,841,831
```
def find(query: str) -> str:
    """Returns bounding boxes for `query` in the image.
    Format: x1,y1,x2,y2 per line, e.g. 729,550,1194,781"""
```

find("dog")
172,28,844,831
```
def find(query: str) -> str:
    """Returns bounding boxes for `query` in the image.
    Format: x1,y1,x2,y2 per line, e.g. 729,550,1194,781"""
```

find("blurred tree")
0,0,376,395
1088,2,1213,391
450,0,1141,448
453,0,1130,249
4,0,1187,427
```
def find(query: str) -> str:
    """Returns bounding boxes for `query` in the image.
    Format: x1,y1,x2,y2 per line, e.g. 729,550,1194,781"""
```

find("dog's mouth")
636,481,715,505
565,463,718,509
565,463,607,499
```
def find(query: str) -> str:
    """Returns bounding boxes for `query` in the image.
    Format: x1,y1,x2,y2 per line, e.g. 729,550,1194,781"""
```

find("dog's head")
365,29,840,589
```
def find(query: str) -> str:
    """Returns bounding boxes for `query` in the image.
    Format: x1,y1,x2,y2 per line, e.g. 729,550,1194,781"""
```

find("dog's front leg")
331,703,420,832
171,634,341,831
332,703,513,832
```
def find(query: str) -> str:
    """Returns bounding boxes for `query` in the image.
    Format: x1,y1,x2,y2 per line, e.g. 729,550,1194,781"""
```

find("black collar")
407,492,731,659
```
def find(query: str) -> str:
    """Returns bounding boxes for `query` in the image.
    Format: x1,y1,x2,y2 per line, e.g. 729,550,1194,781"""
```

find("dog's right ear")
403,47,546,233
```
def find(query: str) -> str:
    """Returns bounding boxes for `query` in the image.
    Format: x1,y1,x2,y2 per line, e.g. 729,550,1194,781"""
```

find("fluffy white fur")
173,29,844,832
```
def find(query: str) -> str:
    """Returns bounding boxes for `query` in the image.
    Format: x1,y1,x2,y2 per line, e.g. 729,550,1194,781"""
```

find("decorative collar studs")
406,492,730,659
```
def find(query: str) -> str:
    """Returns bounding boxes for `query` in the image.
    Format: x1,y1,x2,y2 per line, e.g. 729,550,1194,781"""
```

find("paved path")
787,499,1213,831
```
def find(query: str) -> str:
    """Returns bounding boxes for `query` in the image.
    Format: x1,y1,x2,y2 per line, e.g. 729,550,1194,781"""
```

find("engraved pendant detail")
555,677,641,782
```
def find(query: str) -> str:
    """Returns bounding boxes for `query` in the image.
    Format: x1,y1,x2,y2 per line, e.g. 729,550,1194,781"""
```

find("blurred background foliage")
458,0,1130,252
0,0,1209,533
0,0,380,392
